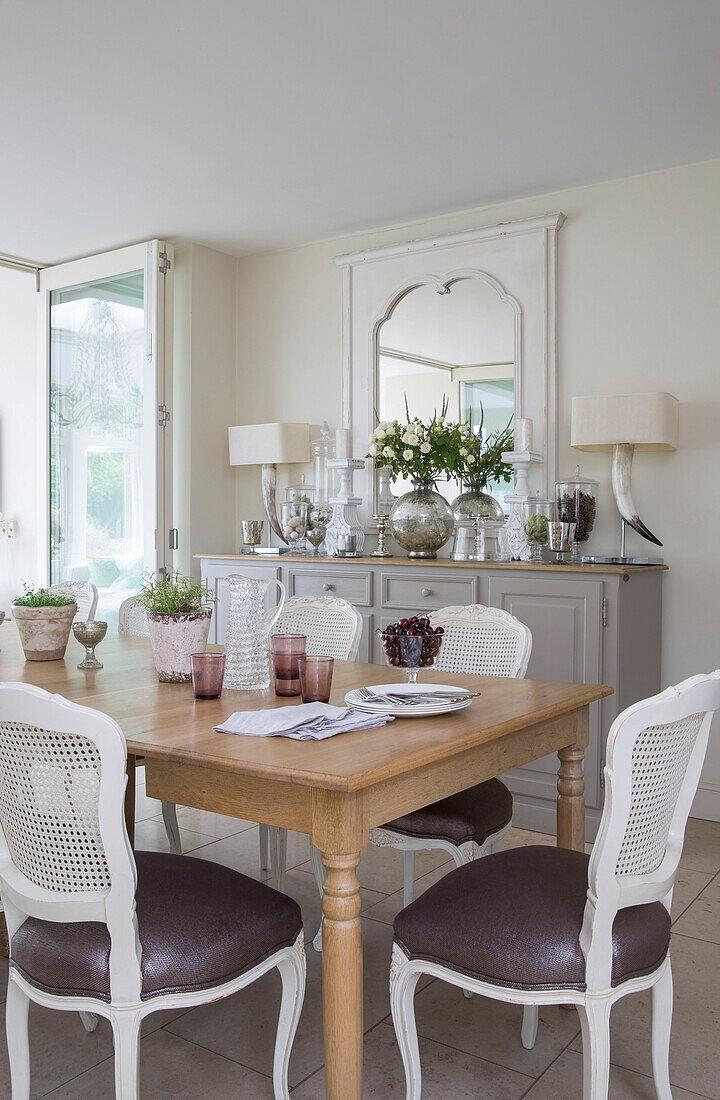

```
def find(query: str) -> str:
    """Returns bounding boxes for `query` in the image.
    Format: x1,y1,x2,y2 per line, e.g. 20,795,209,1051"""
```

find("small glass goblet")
73,621,108,670
305,523,327,555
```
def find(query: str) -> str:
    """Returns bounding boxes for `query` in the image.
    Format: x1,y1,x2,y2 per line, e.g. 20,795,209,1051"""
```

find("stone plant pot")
13,603,77,661
147,610,212,683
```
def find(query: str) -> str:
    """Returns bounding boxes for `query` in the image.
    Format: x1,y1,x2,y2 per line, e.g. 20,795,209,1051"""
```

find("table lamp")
228,423,311,550
571,392,678,564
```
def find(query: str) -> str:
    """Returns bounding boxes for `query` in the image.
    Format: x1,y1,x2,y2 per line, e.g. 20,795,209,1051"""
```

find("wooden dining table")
0,626,612,1099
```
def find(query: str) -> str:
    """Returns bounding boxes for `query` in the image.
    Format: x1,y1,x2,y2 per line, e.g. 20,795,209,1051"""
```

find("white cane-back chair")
117,594,180,855
391,670,720,1100
117,596,150,638
310,604,532,953
50,581,98,623
266,596,363,890
0,682,305,1100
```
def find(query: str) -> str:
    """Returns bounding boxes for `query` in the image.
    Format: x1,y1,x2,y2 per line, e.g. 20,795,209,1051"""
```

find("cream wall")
0,266,39,608
234,158,720,818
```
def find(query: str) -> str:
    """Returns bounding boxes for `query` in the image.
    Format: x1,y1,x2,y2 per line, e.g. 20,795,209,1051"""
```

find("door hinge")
158,404,170,428
159,250,171,275
169,528,179,550
601,596,608,627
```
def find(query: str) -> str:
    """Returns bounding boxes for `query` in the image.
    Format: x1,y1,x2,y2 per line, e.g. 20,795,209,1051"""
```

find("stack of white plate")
345,682,474,718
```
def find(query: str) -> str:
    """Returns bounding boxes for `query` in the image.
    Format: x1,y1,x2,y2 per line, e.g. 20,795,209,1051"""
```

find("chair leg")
161,801,182,855
403,850,415,908
6,980,30,1100
651,962,673,1100
259,822,270,870
80,1011,99,1032
390,946,423,1100
273,938,306,1099
111,1011,141,1100
310,842,326,952
269,826,288,893
521,1005,539,1049
578,997,611,1100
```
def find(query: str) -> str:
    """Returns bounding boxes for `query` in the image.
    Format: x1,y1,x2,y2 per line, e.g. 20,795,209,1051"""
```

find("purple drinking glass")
297,655,334,703
190,652,226,699
270,635,307,697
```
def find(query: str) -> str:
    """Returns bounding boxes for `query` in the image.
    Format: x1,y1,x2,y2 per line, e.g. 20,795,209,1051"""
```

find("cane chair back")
581,671,720,990
428,604,532,678
50,582,98,624
271,595,362,661
0,682,141,1001
118,595,150,638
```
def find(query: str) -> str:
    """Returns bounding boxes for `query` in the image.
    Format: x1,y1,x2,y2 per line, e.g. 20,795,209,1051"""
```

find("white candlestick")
335,428,352,460
516,418,533,451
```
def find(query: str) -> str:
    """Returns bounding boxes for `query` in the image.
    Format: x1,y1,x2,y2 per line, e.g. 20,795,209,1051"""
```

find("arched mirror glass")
376,277,516,509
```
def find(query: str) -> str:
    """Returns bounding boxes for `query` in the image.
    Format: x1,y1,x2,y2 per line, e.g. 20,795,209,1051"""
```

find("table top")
0,625,612,793
196,551,667,574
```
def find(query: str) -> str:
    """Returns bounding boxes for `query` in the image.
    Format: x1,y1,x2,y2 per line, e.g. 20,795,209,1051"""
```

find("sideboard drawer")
381,572,476,611
288,568,372,607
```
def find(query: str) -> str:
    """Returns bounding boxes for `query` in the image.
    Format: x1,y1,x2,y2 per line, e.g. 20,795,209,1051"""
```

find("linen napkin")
213,701,394,741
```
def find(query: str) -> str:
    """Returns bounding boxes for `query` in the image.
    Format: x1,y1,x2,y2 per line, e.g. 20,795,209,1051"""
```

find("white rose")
383,446,394,458
368,443,378,456
374,426,385,440
401,431,412,444
403,449,413,461
466,454,476,464
380,422,390,432
459,447,468,457
408,434,419,446
420,441,431,454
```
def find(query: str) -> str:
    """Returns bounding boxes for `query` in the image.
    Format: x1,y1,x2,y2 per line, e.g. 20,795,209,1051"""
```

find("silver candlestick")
371,514,392,557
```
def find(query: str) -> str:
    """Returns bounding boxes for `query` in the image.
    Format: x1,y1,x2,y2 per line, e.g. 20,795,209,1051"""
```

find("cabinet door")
202,560,282,644
487,575,604,811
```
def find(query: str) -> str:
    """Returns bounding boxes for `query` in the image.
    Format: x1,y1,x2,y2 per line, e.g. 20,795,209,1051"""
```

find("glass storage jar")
555,467,598,560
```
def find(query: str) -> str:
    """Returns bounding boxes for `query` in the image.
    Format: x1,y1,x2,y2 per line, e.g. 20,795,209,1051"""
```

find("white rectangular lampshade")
571,392,678,452
228,423,311,466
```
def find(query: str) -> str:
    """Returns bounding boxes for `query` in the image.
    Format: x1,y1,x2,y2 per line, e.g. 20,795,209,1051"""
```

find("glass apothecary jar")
280,500,308,552
522,498,555,562
555,467,598,560
311,422,335,506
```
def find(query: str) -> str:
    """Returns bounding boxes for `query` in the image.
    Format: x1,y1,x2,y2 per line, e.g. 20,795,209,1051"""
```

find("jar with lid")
522,497,555,562
555,466,598,560
468,518,511,562
311,422,335,506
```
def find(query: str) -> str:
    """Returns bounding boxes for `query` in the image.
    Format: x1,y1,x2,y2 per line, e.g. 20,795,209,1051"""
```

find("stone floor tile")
190,828,309,881
673,872,720,944
671,868,715,923
155,806,257,839
166,916,405,1088
0,1000,114,1099
362,862,457,926
570,934,720,1098
132,817,216,855
504,827,556,850
679,819,720,874
44,1029,276,1099
413,982,581,1078
525,1047,709,1098
293,1020,535,1098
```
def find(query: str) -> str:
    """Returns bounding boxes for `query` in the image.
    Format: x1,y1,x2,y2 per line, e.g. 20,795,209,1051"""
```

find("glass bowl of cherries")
377,616,445,683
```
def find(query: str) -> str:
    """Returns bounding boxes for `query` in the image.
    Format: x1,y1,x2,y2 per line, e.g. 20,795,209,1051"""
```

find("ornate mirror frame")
334,212,565,526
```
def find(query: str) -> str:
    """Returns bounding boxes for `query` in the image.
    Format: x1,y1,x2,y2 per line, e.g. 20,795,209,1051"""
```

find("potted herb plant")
12,585,77,661
138,572,216,683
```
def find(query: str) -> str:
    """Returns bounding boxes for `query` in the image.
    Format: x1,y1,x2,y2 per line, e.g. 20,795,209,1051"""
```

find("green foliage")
366,398,514,489
138,571,216,615
13,585,76,607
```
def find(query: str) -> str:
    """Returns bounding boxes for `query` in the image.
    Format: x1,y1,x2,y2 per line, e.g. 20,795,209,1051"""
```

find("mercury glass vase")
451,485,504,523
389,479,454,559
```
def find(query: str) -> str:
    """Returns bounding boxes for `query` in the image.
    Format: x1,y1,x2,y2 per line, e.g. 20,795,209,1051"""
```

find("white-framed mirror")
335,212,564,525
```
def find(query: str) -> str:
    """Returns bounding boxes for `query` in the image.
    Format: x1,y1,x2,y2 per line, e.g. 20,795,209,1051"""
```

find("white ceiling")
3,0,720,264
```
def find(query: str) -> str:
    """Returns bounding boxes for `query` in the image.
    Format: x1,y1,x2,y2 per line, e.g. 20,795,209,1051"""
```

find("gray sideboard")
198,553,665,839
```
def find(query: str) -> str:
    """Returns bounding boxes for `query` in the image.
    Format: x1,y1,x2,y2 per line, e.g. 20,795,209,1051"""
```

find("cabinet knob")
421,587,432,598
323,583,334,592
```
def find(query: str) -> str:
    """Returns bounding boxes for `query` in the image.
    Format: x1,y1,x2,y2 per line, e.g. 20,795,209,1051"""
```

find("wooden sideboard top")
195,552,667,575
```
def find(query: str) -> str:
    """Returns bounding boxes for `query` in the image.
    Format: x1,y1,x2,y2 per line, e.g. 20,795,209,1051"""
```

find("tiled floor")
3,784,719,1098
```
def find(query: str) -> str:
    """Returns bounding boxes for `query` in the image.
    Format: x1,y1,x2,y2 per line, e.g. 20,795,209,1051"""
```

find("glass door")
39,242,173,629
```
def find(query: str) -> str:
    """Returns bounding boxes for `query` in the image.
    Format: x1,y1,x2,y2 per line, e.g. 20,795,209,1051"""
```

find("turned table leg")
557,705,589,852
313,790,366,1100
